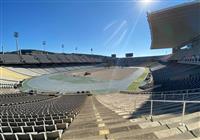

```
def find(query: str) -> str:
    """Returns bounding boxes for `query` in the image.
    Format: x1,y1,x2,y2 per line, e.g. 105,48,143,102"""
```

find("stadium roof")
148,1,200,49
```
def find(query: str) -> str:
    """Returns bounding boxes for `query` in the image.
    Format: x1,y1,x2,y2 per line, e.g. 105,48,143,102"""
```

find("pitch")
22,67,145,93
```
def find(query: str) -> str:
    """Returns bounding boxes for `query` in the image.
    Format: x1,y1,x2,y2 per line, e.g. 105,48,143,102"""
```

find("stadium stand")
21,55,40,64
150,63,200,91
1,54,22,64
56,54,70,63
169,39,200,64
32,54,52,64
0,52,104,65
95,91,200,140
0,79,18,89
0,93,86,140
0,1,199,140
0,67,30,81
116,56,163,67
6,67,40,77
47,54,62,64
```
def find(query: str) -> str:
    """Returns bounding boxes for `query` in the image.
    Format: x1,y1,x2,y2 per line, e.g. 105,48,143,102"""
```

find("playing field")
22,67,145,93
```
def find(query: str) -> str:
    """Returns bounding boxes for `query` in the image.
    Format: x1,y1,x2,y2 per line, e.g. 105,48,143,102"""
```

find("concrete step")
70,122,98,129
160,132,194,140
107,124,168,139
63,135,106,140
62,96,131,140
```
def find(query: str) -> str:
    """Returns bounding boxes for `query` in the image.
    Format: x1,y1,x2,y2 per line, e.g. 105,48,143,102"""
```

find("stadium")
0,0,200,140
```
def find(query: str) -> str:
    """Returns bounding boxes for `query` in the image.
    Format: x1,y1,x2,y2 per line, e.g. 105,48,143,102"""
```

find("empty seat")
37,117,44,121
8,118,15,122
68,114,75,119
10,122,17,127
29,118,36,122
52,116,59,119
54,119,62,124
23,126,34,133
63,118,72,123
45,125,56,132
3,134,17,140
17,133,31,140
31,133,46,140
26,121,35,126
12,126,23,133
15,118,22,122
32,115,37,118
45,117,52,120
34,125,45,133
2,118,8,122
56,123,68,130
1,122,9,126
17,122,26,126
2,126,12,133
45,120,53,125
36,121,44,125
46,131,60,140
22,118,29,122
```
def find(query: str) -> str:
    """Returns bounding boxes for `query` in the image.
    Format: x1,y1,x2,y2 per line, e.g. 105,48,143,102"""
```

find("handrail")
148,99,200,104
152,92,200,96
120,88,200,95
146,99,200,124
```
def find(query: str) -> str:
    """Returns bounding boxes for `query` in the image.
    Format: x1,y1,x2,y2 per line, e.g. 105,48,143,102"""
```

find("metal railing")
120,88,200,125
148,99,200,125
121,88,200,96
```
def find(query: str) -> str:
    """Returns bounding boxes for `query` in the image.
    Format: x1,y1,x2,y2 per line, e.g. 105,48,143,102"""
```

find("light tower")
75,47,78,53
91,48,93,54
42,41,46,54
1,45,4,55
14,32,20,55
61,44,64,53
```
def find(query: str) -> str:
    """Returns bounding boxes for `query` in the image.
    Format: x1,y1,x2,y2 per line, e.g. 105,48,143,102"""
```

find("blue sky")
0,0,192,57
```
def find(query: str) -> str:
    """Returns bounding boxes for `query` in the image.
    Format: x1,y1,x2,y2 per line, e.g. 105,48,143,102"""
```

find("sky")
0,0,193,57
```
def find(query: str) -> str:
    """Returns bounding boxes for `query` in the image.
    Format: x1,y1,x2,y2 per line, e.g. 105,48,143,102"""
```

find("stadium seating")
47,54,62,64
0,93,87,140
56,54,70,63
21,55,40,64
96,92,200,140
0,67,30,81
6,67,40,77
0,80,18,89
0,53,104,65
32,54,52,64
0,54,22,64
169,39,200,65
150,63,200,91
116,56,163,67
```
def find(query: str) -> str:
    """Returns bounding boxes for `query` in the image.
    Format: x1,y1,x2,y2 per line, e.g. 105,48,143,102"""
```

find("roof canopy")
148,1,200,49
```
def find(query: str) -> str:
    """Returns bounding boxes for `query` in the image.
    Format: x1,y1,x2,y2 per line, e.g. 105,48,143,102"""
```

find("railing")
151,92,200,101
120,87,200,95
148,99,200,125
120,87,200,126
179,60,200,65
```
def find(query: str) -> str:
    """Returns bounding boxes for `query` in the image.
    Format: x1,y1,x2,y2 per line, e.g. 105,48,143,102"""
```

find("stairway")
62,95,160,140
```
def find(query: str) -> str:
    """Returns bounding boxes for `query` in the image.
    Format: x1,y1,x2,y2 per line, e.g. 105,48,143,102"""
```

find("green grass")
127,68,149,92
